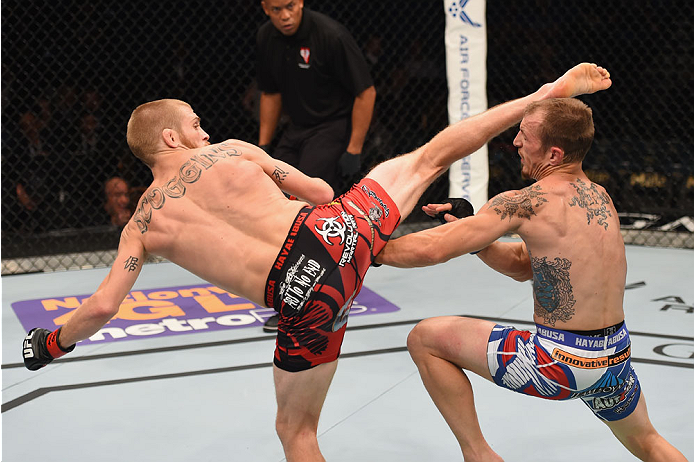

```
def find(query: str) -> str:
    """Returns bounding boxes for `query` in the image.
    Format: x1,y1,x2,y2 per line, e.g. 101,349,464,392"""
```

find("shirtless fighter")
376,98,687,460
23,63,612,461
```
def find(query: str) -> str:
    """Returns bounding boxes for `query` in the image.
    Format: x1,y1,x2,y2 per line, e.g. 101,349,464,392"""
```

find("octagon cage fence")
2,1,693,274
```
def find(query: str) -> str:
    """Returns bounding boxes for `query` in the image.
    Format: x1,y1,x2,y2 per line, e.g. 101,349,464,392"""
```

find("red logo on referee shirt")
300,47,310,64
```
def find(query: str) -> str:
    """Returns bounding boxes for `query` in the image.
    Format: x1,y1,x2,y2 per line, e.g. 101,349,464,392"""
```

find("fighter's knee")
274,413,293,443
275,411,318,440
407,319,435,355
275,417,318,448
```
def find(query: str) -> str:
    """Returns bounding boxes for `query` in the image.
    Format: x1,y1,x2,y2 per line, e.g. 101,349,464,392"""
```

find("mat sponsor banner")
444,0,488,211
11,284,400,344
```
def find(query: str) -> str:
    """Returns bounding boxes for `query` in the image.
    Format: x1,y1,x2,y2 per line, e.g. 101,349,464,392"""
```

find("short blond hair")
524,98,594,164
126,99,190,166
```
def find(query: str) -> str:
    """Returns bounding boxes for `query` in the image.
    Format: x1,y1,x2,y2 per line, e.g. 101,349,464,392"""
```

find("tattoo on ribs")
490,184,547,220
272,166,288,183
568,178,612,229
531,256,576,326
124,256,139,272
132,142,241,234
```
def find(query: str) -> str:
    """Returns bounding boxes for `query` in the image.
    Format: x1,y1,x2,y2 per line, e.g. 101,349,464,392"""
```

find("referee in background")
256,0,376,193
257,0,376,332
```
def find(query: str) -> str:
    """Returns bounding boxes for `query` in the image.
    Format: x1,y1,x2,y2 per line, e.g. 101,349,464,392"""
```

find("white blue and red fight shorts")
487,321,641,421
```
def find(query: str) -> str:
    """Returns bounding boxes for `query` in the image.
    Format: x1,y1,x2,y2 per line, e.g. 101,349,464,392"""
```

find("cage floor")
2,244,693,461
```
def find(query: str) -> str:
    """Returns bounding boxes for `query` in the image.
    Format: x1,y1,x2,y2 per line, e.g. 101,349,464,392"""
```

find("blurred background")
2,0,693,274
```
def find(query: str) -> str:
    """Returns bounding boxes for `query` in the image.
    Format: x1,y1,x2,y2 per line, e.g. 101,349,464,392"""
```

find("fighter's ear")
548,146,565,166
162,128,179,148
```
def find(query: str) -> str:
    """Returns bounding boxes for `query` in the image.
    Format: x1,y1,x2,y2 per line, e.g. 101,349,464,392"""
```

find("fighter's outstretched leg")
367,63,612,219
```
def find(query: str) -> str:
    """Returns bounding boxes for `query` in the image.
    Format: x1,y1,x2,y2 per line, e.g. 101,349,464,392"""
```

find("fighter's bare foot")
547,63,612,99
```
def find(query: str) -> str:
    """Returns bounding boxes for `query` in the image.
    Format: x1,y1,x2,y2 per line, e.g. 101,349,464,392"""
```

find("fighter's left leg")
605,392,688,462
273,360,339,462
407,316,504,462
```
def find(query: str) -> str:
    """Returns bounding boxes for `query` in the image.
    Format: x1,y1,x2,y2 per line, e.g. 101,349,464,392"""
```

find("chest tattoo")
531,256,576,326
491,184,547,220
568,179,612,229
133,143,241,233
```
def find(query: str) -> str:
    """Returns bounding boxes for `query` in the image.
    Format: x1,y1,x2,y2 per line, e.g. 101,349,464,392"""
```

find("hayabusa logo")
315,216,346,245
447,0,482,27
360,185,390,217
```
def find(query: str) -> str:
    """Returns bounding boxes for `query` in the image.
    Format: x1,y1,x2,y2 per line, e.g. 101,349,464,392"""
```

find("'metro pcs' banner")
12,283,400,344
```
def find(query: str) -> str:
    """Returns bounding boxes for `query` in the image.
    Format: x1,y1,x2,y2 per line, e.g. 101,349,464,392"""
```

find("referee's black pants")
274,117,351,194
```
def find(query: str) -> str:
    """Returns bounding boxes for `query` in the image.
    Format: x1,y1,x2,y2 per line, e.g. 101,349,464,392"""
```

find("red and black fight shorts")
264,178,401,372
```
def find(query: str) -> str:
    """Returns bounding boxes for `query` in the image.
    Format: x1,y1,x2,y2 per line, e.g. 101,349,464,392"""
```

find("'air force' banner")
444,0,488,211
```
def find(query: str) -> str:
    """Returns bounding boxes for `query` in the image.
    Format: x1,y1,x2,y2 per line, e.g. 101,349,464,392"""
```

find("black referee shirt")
256,8,373,127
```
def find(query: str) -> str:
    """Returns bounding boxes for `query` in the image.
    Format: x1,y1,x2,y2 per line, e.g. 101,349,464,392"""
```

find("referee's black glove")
338,151,361,177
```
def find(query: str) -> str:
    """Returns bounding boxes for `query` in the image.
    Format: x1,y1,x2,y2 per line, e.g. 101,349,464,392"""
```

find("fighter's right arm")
23,224,146,370
258,92,282,147
235,140,334,205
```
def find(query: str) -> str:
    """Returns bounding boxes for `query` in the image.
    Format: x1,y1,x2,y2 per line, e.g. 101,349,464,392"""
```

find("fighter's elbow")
508,262,533,282
420,240,454,266
511,270,533,282
85,293,120,321
315,180,334,204
514,252,533,281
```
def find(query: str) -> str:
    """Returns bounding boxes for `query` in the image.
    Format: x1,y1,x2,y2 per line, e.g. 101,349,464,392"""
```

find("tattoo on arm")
490,184,548,220
531,256,576,326
124,256,139,272
568,179,612,229
272,166,288,184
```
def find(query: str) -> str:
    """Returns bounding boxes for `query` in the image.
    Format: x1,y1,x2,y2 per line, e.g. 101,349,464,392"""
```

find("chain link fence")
2,1,693,274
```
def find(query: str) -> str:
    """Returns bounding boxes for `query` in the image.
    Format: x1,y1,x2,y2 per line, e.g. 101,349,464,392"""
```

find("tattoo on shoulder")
490,184,548,220
568,179,612,229
132,144,241,234
531,256,576,326
272,166,288,184
124,256,139,272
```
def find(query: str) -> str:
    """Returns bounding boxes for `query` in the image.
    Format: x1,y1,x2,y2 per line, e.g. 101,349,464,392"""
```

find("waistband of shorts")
264,206,313,309
535,322,629,351
565,320,624,338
